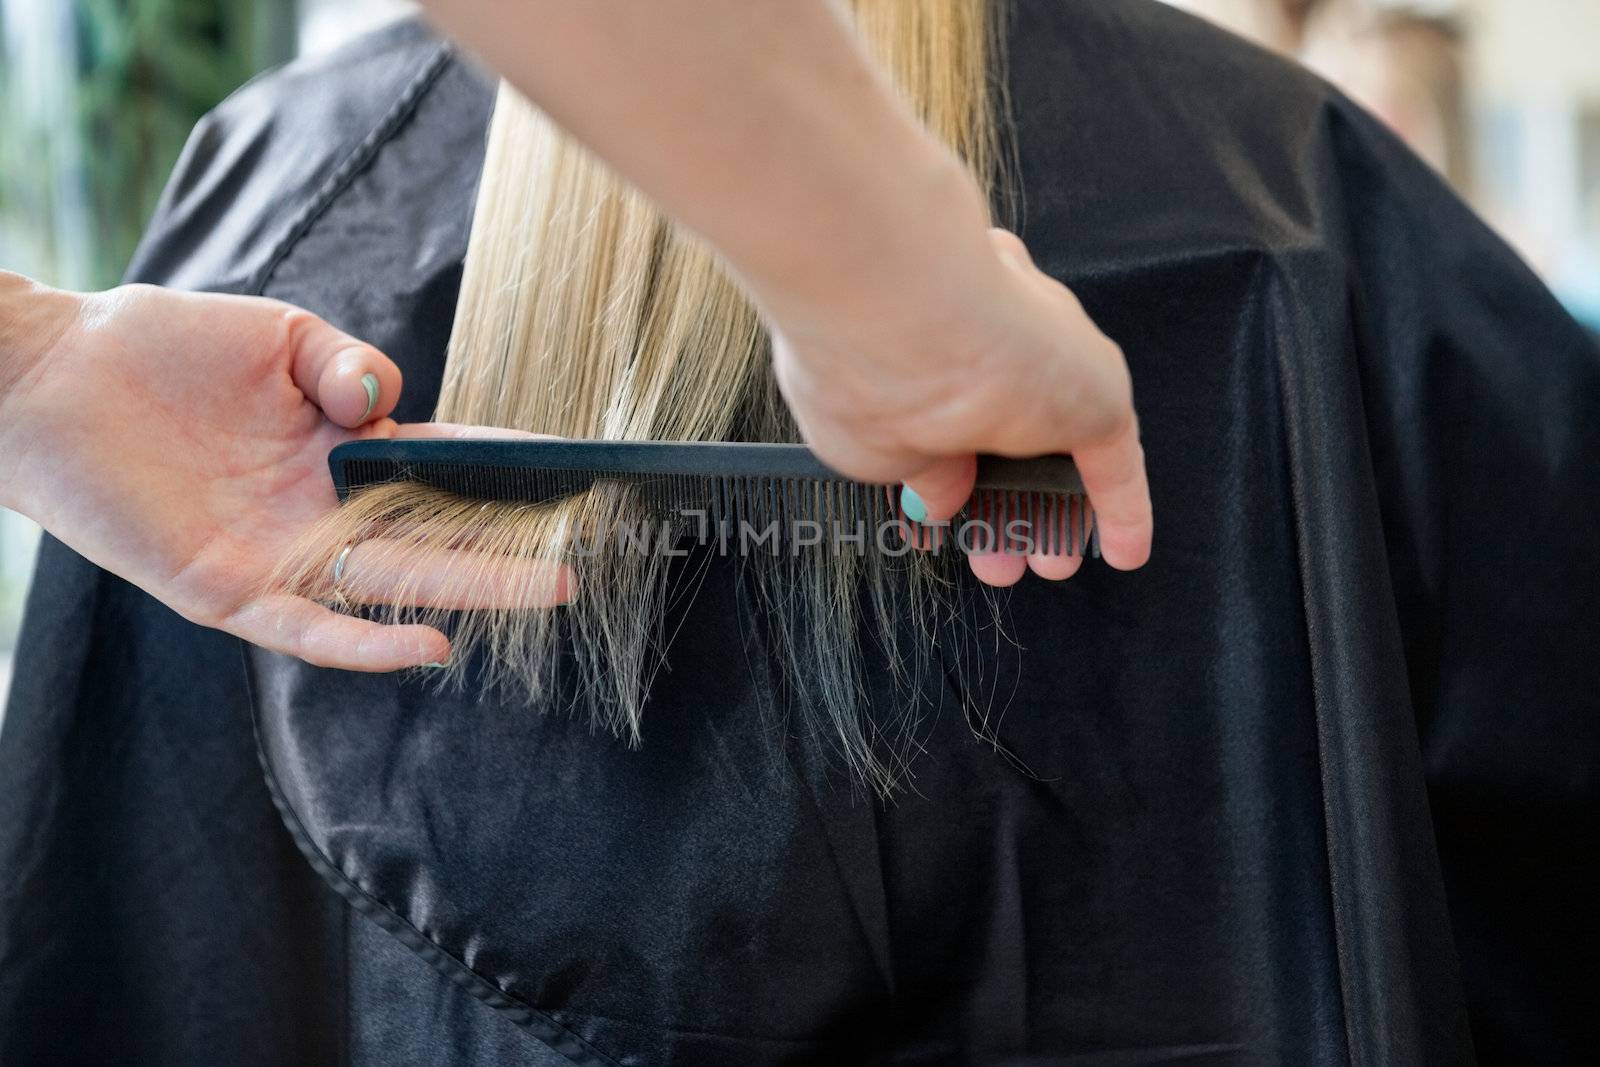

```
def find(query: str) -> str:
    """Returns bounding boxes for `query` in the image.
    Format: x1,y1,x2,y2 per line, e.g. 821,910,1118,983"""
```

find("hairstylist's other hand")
766,227,1152,587
0,279,568,671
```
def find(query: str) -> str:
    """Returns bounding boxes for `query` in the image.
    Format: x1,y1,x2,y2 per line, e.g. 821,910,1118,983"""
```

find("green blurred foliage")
0,1,295,662
1,0,294,288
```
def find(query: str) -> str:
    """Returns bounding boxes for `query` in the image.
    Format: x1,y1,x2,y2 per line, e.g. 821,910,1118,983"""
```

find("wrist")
0,272,78,402
745,147,996,336
753,160,1014,392
0,272,82,512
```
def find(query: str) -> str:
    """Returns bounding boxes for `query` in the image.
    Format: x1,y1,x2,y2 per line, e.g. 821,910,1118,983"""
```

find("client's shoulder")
126,18,491,292
1011,0,1368,268
1018,0,1334,118
209,18,453,144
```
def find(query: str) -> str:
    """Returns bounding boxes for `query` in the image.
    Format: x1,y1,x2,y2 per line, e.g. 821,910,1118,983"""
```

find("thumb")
901,454,976,524
285,310,404,428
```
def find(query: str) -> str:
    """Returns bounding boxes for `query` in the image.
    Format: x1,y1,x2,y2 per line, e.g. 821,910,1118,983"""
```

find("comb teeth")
338,459,1099,558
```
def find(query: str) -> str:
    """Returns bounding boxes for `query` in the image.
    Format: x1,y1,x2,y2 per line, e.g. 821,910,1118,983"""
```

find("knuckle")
185,604,228,632
1078,389,1134,447
291,634,338,669
279,305,313,333
1089,401,1136,448
1086,347,1135,441
279,305,324,350
987,227,1029,256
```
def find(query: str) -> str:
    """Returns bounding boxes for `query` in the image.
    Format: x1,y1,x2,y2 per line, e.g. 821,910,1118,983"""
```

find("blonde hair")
275,0,1010,794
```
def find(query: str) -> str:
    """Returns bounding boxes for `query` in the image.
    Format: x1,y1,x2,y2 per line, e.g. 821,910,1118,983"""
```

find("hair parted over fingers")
269,0,1019,795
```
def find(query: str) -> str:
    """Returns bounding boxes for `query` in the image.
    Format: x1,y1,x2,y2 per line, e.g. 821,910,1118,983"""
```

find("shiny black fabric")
3,4,1597,1064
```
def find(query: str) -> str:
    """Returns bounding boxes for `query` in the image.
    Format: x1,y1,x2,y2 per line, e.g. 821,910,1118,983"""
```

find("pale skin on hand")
772,227,1152,584
0,276,569,672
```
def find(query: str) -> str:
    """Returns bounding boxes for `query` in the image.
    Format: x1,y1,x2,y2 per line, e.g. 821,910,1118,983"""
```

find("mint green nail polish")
900,486,928,523
359,372,380,421
421,661,450,670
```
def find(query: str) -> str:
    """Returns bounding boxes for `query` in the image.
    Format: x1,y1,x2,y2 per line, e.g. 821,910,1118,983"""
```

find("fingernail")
359,372,380,422
900,485,928,523
421,661,450,670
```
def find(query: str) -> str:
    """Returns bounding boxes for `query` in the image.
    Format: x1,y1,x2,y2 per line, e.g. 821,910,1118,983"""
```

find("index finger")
1071,416,1152,570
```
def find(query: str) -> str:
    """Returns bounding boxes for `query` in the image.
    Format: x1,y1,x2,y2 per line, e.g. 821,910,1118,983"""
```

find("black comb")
329,439,1098,557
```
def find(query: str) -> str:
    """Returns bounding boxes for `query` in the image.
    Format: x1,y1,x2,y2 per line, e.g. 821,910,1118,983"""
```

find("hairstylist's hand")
765,227,1152,587
0,278,568,671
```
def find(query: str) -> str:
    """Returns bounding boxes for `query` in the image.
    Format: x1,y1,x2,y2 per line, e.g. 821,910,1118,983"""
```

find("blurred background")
1,0,1597,714
0,0,414,712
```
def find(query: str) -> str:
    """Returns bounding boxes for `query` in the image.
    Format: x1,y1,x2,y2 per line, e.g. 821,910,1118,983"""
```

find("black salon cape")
3,5,1596,1065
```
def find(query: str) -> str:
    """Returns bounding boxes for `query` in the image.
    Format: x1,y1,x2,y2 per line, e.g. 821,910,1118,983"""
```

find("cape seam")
239,44,620,1066
248,43,453,296
1299,434,1363,1065
1263,261,1360,1064
241,644,623,1067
